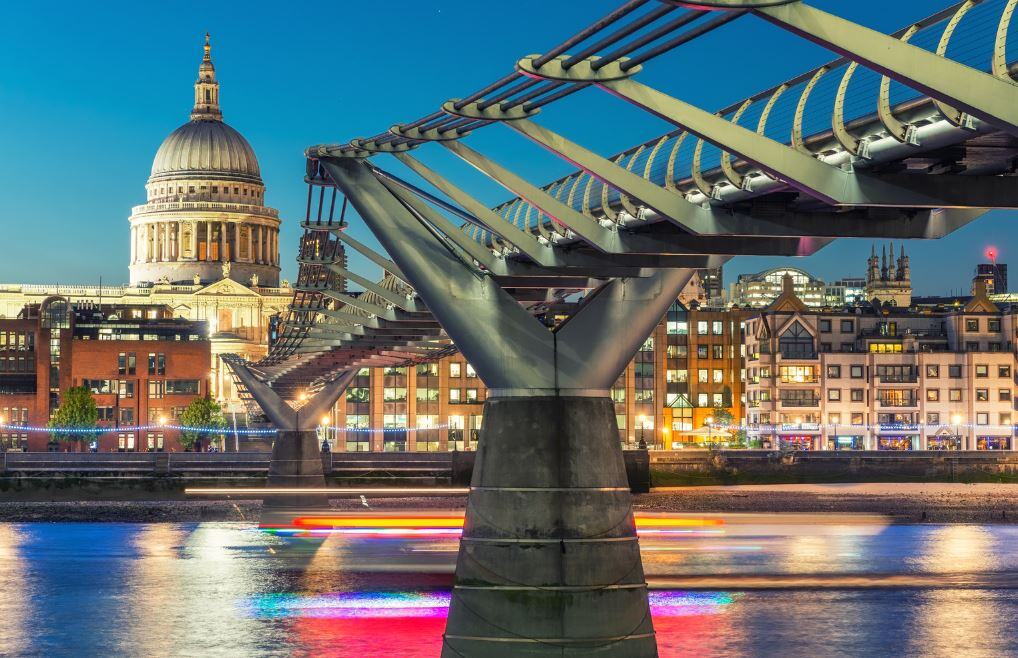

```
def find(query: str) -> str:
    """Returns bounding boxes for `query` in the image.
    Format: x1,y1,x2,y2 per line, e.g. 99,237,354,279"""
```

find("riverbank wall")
1,451,1018,500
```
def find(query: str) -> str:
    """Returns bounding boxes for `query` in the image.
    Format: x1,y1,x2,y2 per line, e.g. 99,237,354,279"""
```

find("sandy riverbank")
0,483,1014,523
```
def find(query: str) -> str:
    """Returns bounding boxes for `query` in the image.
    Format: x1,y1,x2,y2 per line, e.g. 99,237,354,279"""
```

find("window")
148,381,164,399
820,342,832,353
966,319,979,332
1000,389,1012,402
466,389,479,403
712,369,723,384
666,369,688,383
926,389,940,402
819,319,831,333
976,412,989,426
927,412,940,425
119,408,134,424
667,320,689,335
697,345,708,359
97,407,115,422
416,387,439,402
146,433,164,451
850,365,864,379
988,319,1001,332
635,362,654,378
697,393,709,407
851,413,864,426
948,365,962,378
117,381,134,399
118,352,136,376
416,363,439,377
698,369,708,383
779,321,815,359
827,365,841,379
780,365,817,383
449,363,461,378
841,320,854,332
634,389,654,404
1001,413,1012,426
346,387,369,403
999,365,1012,378
696,321,708,336
165,380,199,395
383,387,407,402
975,365,989,378
851,389,864,402
465,364,477,378
949,389,962,402
118,433,135,451
148,353,165,375
926,365,940,378
712,345,724,359
712,321,723,335
712,393,724,407
828,389,841,402
449,388,461,403
976,389,989,402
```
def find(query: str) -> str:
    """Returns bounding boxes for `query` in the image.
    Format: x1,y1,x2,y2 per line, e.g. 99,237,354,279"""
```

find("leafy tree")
178,398,227,450
710,406,735,427
49,386,99,450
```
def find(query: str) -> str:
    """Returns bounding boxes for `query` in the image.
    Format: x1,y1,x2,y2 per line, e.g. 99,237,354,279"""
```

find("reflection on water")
1,517,1017,657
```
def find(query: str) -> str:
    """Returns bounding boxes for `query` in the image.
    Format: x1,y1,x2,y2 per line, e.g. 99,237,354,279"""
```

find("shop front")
976,436,1012,451
780,434,817,451
827,435,864,450
877,436,914,451
926,434,962,451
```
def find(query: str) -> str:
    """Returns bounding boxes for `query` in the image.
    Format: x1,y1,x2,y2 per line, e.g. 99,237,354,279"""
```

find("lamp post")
319,414,331,452
951,414,963,450
705,415,714,449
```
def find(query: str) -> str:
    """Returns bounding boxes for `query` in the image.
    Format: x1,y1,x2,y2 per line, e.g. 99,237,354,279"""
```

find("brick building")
325,301,750,451
0,298,210,451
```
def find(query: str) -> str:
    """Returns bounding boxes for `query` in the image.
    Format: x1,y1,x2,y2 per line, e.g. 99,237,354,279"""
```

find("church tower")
865,242,912,307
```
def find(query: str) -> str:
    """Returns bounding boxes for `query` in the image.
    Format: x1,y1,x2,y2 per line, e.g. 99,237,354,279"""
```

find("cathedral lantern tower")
128,35,282,286
865,242,913,307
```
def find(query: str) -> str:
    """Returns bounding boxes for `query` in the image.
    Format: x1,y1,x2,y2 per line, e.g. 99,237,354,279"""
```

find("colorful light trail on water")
259,513,726,538
241,590,735,620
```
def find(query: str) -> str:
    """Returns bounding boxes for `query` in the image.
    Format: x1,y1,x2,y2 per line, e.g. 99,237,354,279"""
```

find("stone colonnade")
130,220,278,266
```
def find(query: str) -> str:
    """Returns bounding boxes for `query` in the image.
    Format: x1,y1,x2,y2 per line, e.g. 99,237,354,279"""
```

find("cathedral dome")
150,120,261,184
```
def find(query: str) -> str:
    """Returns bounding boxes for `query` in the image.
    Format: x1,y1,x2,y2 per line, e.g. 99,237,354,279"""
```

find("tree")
710,406,735,427
49,386,99,451
178,397,227,451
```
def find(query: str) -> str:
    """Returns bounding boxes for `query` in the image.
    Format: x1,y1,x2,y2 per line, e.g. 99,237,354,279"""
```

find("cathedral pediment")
194,278,260,297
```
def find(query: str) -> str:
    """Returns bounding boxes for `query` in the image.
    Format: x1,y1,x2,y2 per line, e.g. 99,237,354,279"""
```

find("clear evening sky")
0,0,1013,294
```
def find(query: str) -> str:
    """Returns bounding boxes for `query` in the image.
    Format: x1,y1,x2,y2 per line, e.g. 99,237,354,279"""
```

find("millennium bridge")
224,1,1018,655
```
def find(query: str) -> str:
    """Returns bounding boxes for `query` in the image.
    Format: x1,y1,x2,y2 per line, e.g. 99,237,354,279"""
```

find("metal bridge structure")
228,1,1018,655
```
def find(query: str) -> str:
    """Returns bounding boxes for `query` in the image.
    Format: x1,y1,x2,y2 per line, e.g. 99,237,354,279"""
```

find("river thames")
1,514,1016,657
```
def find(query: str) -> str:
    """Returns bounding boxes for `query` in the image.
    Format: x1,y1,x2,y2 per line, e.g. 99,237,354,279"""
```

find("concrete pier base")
263,430,329,510
442,396,656,657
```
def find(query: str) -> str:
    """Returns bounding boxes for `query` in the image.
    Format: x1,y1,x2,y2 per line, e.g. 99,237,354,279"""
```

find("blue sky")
0,0,1012,294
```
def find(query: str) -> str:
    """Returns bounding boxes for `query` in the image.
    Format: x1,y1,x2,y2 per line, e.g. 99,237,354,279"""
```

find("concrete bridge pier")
443,394,654,656
225,359,354,513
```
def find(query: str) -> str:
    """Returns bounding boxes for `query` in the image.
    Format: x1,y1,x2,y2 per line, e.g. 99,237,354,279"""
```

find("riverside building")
744,276,1017,451
324,299,750,451
0,299,210,452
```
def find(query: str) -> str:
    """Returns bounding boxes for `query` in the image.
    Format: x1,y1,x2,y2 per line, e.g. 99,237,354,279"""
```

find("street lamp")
705,415,714,448
320,414,332,453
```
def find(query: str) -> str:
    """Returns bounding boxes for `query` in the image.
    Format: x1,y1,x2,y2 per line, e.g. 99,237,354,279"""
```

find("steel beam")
322,156,560,391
